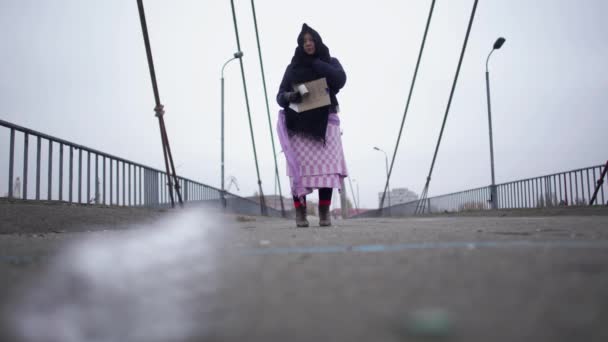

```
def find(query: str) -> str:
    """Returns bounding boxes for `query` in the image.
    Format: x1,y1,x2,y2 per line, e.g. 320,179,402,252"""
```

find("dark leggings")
293,188,333,207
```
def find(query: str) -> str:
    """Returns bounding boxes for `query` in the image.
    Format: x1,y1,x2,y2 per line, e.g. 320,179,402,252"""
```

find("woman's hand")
284,91,303,104
289,91,303,103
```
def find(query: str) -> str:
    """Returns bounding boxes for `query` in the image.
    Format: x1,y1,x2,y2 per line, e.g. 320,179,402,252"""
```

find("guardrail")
1,119,287,218
355,162,608,218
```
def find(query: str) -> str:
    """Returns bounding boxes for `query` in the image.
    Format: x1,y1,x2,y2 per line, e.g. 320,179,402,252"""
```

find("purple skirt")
277,110,348,198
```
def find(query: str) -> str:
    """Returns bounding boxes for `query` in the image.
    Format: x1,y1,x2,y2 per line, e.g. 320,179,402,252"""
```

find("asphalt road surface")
1,201,607,342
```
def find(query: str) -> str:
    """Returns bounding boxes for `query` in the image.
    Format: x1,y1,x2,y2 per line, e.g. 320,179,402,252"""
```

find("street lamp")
485,37,505,210
221,51,243,207
352,178,360,213
373,146,390,209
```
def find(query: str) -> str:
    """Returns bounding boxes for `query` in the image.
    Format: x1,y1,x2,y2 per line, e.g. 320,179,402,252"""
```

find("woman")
276,23,347,227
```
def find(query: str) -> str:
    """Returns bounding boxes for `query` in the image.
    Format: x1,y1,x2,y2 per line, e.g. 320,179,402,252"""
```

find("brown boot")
295,206,309,227
318,205,331,227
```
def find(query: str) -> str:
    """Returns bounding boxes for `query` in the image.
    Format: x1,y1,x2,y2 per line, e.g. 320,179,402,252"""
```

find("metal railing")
1,119,286,218
355,162,608,218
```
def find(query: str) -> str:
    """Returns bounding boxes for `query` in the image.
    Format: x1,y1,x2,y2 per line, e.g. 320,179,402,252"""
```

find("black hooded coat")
276,24,346,141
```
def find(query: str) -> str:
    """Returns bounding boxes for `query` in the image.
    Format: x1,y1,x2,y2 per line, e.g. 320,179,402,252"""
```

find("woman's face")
303,33,316,55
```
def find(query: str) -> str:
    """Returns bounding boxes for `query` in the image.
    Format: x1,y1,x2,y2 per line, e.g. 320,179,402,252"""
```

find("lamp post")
373,147,390,210
485,37,505,210
221,51,243,208
352,178,360,213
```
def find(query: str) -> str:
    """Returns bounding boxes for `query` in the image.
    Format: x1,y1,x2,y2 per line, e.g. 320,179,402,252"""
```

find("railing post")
144,169,148,206
122,162,126,206
59,144,64,201
95,154,99,204
78,149,82,203
48,141,53,200
128,163,131,206
110,159,113,205
87,151,91,204
116,161,119,205
103,157,106,205
69,147,73,203
139,167,143,206
23,133,29,200
8,128,15,198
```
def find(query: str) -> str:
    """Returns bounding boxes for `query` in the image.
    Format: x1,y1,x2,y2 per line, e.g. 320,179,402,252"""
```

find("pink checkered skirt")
277,111,348,197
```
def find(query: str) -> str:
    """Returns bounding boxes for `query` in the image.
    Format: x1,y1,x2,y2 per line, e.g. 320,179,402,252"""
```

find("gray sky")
1,0,607,209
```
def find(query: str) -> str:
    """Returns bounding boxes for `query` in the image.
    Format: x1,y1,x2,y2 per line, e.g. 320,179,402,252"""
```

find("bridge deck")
1,201,607,341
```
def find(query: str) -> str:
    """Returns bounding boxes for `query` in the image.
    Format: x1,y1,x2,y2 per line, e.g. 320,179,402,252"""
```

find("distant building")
378,187,418,208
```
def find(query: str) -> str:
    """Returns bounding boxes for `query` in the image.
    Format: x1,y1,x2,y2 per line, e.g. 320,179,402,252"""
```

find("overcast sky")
1,0,607,209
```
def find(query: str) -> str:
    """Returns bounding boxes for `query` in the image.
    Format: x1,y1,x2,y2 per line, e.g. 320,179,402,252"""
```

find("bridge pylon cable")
250,0,286,217
136,0,183,208
415,0,479,215
379,0,436,212
230,0,267,216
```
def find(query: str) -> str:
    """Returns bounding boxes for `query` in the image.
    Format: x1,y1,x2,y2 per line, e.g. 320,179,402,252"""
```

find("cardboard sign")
289,77,331,113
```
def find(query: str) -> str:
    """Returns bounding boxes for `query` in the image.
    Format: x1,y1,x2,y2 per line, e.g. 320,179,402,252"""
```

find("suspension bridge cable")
415,0,479,214
250,0,286,217
136,0,183,208
229,0,267,215
378,0,436,211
